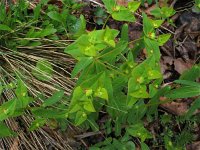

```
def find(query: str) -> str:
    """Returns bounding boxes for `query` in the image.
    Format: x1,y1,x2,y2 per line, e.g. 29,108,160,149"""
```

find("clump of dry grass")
0,37,76,150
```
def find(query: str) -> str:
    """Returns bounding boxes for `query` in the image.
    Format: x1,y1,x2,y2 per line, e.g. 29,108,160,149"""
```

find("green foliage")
102,0,140,22
0,0,199,149
32,59,54,81
0,122,16,138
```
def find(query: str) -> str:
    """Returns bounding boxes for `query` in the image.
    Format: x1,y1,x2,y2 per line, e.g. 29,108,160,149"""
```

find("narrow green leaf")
33,4,41,20
0,24,12,31
43,90,64,107
39,26,57,37
47,11,62,22
185,97,200,119
166,86,200,99
75,111,87,126
100,41,127,61
180,65,200,81
32,60,53,81
142,13,154,36
174,80,200,88
0,122,16,137
71,57,93,78
121,23,129,42
32,108,68,119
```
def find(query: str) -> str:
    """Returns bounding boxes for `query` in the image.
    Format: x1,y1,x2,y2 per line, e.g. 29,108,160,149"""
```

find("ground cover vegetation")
0,0,200,149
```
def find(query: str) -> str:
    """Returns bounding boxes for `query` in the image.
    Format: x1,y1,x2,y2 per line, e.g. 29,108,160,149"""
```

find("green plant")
64,0,200,148
1,0,200,149
63,0,178,148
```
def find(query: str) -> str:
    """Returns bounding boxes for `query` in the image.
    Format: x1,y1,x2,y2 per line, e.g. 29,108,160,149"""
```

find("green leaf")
64,39,85,59
0,24,12,31
43,90,65,107
39,26,57,37
71,57,93,78
72,15,86,38
0,99,17,121
102,0,116,12
0,4,6,22
150,19,164,28
164,135,174,150
84,98,96,112
161,7,175,18
166,86,200,99
69,104,81,113
127,123,152,142
70,86,85,106
15,80,32,108
180,65,200,81
79,43,97,57
144,37,161,60
104,27,119,47
157,33,171,46
151,7,175,19
150,7,162,18
114,117,122,136
141,142,150,150
142,13,154,36
130,85,149,98
128,1,141,12
120,23,129,42
15,80,27,97
29,118,47,131
112,10,135,22
33,4,41,20
147,70,162,80
32,108,68,119
32,60,53,81
75,111,87,126
0,122,16,137
47,11,62,22
100,41,127,61
148,86,171,115
174,80,200,88
185,97,200,119
94,87,108,100
125,141,136,150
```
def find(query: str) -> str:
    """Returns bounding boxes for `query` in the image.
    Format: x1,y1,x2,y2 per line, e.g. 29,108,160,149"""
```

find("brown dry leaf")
117,0,128,6
174,58,193,74
187,141,200,150
160,99,188,115
160,56,174,79
162,56,174,65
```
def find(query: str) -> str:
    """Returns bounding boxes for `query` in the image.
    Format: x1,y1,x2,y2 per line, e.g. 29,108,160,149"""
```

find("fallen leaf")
174,58,193,74
160,99,188,115
187,141,200,150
